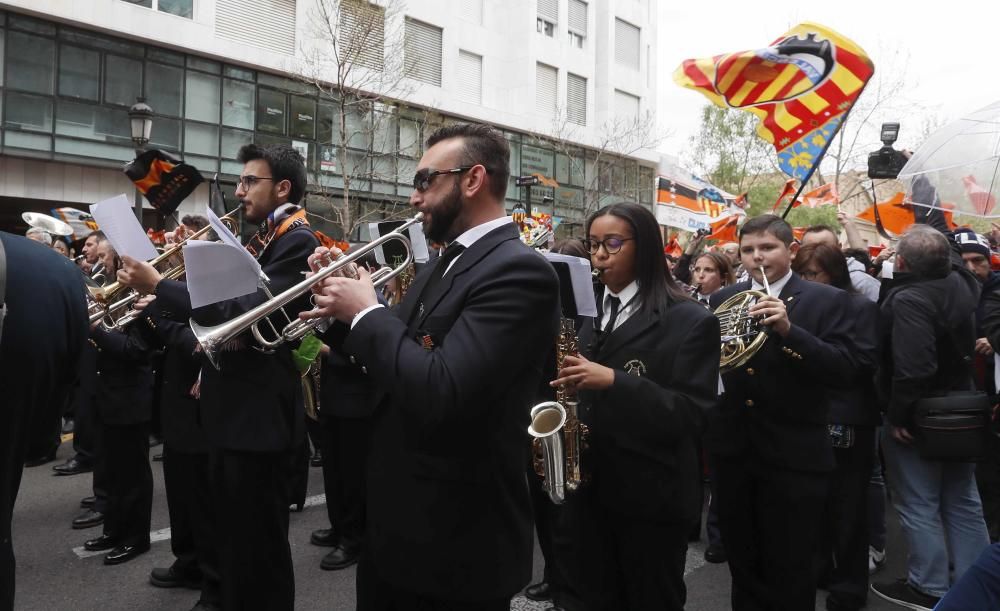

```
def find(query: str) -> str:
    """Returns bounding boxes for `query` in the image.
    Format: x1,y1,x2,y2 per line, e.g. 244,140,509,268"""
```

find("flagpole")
781,79,871,220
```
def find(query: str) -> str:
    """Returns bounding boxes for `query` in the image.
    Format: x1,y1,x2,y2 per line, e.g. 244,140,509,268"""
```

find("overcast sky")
655,1,998,170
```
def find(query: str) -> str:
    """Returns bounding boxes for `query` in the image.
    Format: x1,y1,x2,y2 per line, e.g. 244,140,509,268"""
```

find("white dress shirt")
751,269,793,297
599,280,640,333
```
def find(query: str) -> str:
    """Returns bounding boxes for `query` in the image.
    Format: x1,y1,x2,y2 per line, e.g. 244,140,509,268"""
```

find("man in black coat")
305,123,561,610
0,232,87,611
119,144,318,611
709,215,856,611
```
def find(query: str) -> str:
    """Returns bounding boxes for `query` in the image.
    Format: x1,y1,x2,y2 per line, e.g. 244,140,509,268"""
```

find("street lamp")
128,97,154,221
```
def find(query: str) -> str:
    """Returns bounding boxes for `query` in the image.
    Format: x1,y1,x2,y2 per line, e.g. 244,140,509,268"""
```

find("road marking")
72,493,328,559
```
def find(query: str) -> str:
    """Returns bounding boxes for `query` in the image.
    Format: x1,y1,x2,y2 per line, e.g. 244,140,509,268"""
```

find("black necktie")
604,295,622,333
409,242,465,327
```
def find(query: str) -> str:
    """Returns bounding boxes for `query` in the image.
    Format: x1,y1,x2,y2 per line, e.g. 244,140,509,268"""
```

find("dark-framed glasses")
412,166,477,192
584,237,634,255
236,175,274,190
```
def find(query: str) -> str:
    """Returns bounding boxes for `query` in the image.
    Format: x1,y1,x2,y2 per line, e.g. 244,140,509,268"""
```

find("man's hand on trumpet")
118,256,163,295
300,246,378,324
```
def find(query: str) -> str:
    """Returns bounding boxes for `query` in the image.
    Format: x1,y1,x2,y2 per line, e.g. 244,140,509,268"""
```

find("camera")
867,122,909,180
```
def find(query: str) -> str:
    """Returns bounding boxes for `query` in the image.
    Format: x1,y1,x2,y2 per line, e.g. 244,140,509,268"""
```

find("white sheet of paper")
182,241,260,308
544,252,598,318
994,355,999,394
369,221,429,265
205,206,262,279
89,194,158,261
880,261,894,279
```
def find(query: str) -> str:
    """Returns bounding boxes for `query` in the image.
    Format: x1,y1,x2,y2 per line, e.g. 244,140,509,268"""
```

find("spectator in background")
25,227,52,246
800,225,880,302
51,239,70,258
691,252,735,306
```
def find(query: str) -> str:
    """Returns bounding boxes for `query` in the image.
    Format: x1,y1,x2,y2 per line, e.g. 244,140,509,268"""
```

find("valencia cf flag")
124,149,204,216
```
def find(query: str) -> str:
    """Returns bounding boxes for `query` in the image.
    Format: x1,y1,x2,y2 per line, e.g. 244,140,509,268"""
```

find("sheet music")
182,241,260,308
89,194,158,261
369,221,429,265
205,206,262,279
544,252,598,317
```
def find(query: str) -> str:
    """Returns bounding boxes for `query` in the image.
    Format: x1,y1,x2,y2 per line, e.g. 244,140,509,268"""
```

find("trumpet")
191,213,423,369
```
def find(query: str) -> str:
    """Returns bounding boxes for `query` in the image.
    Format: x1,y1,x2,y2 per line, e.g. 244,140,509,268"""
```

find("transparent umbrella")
899,100,1000,218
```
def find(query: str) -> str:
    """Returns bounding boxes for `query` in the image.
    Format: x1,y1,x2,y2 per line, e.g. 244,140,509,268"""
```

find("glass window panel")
256,89,286,135
342,106,369,150
184,122,219,156
183,154,218,172
221,159,244,176
123,0,153,7
319,145,339,174
555,153,569,185
399,118,420,157
7,32,55,94
8,14,55,35
7,131,51,151
222,79,254,129
55,137,132,160
257,73,311,94
221,127,253,159
55,100,130,142
372,113,396,154
158,0,194,19
255,132,291,148
224,65,255,81
508,141,520,179
145,62,184,117
59,45,101,101
5,92,53,132
570,155,585,187
185,72,220,123
372,155,394,182
147,47,185,66
317,102,335,144
289,96,316,140
0,31,5,87
104,55,142,106
60,27,142,55
397,157,417,185
148,116,181,150
187,56,220,74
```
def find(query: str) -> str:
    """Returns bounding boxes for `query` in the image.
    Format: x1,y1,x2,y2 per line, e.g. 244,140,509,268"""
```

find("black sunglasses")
412,166,490,192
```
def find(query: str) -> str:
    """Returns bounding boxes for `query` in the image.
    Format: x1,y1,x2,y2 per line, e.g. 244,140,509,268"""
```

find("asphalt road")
12,443,909,610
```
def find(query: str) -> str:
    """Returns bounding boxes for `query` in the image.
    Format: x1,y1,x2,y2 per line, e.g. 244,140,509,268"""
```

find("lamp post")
128,97,154,222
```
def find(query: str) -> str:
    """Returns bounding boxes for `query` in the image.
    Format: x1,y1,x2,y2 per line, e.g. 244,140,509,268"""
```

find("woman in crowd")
690,251,736,306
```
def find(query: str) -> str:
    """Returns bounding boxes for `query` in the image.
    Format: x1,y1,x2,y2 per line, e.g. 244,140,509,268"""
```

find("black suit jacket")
708,274,856,472
343,222,560,601
154,225,319,452
318,321,383,421
143,315,207,453
827,293,881,427
577,297,720,525
90,324,153,426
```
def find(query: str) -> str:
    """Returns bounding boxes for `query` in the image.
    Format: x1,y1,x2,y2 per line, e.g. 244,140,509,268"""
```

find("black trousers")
553,489,690,611
162,445,220,604
713,454,829,611
320,416,371,548
356,548,510,611
210,448,294,611
818,427,875,608
89,415,109,514
527,461,566,591
102,421,153,546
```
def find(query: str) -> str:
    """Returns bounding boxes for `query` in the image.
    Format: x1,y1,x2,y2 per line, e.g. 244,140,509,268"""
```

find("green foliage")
691,105,776,195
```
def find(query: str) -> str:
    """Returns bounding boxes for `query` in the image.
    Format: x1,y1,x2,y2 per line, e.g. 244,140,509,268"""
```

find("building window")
614,89,640,124
290,95,316,140
404,18,443,87
222,79,255,130
340,0,385,71
215,0,296,55
567,73,586,126
615,18,640,70
457,50,482,105
185,72,221,123
536,63,557,119
568,0,587,48
145,62,185,117
537,0,557,38
7,32,55,94
59,45,101,101
122,0,193,19
256,88,287,135
104,55,142,107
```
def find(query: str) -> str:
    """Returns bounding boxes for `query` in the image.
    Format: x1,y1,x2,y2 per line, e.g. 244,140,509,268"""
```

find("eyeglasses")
236,175,274,190
799,269,824,280
412,166,476,192
584,237,634,255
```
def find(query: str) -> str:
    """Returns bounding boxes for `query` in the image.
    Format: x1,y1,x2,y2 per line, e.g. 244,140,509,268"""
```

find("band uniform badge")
421,334,435,351
623,359,647,377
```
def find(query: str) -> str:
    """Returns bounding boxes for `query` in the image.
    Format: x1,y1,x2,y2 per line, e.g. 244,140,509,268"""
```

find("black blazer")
154,225,319,452
318,321,383,421
708,274,856,472
578,297,721,525
143,315,208,453
827,293,881,427
90,324,153,426
342,222,561,601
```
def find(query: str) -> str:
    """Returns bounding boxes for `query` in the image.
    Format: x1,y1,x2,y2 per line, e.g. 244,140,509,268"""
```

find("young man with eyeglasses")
118,144,318,611
302,123,561,610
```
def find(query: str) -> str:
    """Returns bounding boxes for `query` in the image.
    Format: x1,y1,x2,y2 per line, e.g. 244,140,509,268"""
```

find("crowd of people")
4,122,1000,611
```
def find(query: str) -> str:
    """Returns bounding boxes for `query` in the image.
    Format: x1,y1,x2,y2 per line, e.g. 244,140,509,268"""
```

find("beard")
424,181,463,244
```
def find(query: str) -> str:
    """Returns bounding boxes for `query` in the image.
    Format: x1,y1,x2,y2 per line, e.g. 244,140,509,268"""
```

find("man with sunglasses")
118,144,318,611
303,123,561,610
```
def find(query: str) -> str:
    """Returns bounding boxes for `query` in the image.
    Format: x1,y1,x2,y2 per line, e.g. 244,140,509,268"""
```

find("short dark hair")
425,123,510,201
551,238,589,260
803,224,838,239
237,143,307,205
792,243,854,292
86,230,105,241
898,225,951,278
181,214,209,231
740,214,794,246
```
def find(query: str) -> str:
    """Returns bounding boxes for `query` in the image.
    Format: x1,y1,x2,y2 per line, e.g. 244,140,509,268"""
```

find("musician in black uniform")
304,123,561,610
81,239,155,566
708,215,857,611
0,231,87,611
120,144,318,610
548,203,721,610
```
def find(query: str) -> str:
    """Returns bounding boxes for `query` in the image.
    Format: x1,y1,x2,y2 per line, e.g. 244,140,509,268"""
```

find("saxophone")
528,317,589,504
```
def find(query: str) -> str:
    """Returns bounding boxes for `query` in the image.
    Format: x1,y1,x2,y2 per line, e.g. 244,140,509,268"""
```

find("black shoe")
150,566,202,589
53,456,93,476
826,593,864,611
104,542,150,565
310,450,323,467
704,543,727,564
73,509,105,530
190,602,222,611
310,528,338,547
871,580,940,611
80,496,96,509
24,448,58,467
152,453,163,462
525,582,553,601
320,545,360,570
83,534,118,551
